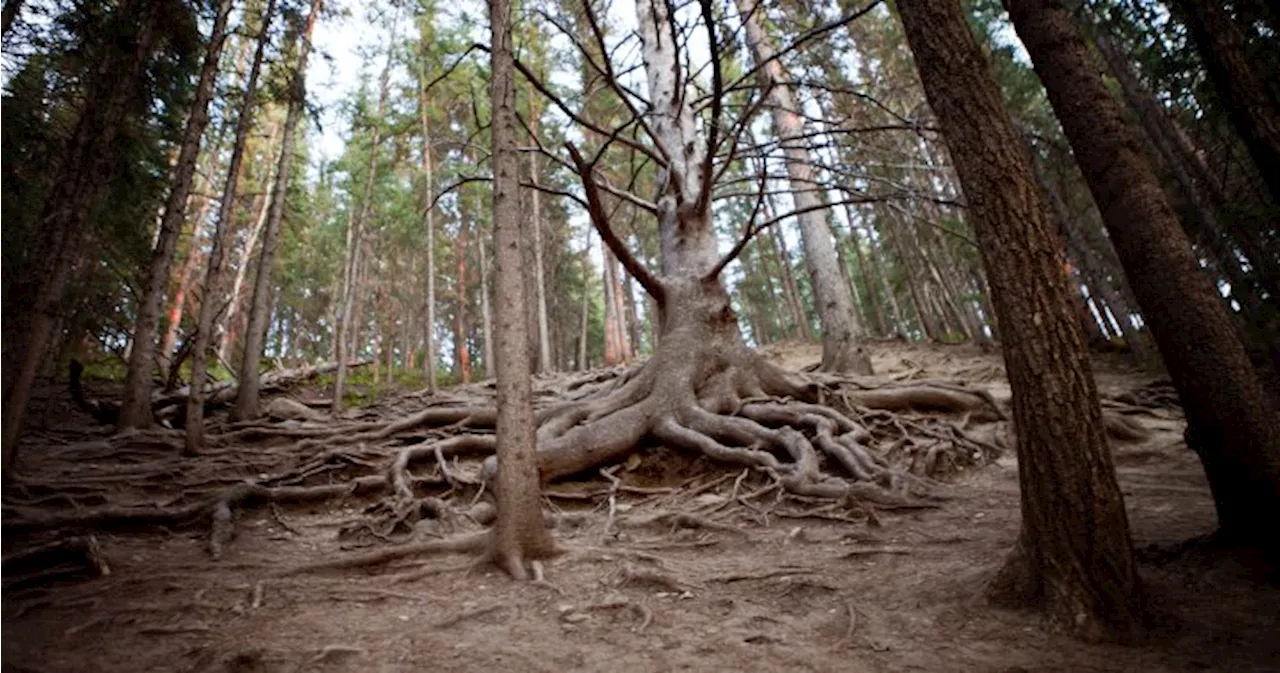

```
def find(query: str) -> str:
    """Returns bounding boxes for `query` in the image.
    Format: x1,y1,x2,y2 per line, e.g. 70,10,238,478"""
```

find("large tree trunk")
896,0,1142,640
118,0,234,430
231,0,319,421
332,41,393,413
738,0,871,374
488,0,557,577
1004,0,1280,550
185,0,276,455
1169,0,1280,205
3,0,164,469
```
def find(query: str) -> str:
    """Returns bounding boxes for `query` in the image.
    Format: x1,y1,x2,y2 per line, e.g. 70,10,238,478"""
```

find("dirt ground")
4,341,1278,673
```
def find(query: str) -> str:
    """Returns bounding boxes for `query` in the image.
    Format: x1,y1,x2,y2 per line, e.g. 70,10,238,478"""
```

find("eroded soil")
4,342,1278,672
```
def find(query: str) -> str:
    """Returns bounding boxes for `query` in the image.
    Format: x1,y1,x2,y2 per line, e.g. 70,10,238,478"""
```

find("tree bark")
738,0,872,374
185,0,276,455
1004,0,1280,550
232,0,319,421
3,0,164,468
1169,0,1280,205
488,0,557,576
896,0,1143,640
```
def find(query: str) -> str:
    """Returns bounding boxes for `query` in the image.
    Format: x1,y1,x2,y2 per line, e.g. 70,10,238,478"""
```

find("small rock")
562,612,589,624
556,604,576,614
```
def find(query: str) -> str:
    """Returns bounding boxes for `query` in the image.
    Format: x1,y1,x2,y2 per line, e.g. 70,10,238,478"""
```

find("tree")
118,0,236,430
487,0,557,577
1169,0,1280,205
333,32,395,413
737,0,872,374
232,0,323,421
894,0,1143,640
416,37,439,393
186,0,277,454
1002,0,1280,551
2,0,179,468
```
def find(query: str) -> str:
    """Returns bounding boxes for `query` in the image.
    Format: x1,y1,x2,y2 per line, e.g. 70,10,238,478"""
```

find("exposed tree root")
9,339,1018,579
2,535,110,590
280,531,489,576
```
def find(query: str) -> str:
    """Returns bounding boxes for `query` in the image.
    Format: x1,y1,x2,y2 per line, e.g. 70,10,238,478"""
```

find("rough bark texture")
118,0,234,430
1004,0,1280,550
738,0,872,374
185,0,275,455
489,0,557,577
232,1,319,421
1170,0,1280,205
3,0,164,470
896,0,1143,640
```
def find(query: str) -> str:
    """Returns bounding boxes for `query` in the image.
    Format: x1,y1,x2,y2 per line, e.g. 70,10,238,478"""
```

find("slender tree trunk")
897,0,1142,640
3,0,163,468
1032,149,1154,362
577,231,591,371
218,182,273,366
768,221,812,342
1170,0,1280,204
1005,0,1280,550
455,216,472,383
162,198,211,373
527,151,552,373
118,0,234,429
738,0,871,373
601,246,632,365
488,0,557,575
232,0,319,421
842,203,886,336
479,225,496,379
1093,31,1279,305
417,64,438,392
185,0,276,455
333,37,393,412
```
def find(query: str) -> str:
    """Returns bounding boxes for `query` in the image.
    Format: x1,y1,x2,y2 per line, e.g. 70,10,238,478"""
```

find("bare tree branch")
566,142,666,302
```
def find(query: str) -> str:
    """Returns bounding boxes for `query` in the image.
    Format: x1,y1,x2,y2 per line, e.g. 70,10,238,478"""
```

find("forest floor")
3,341,1278,673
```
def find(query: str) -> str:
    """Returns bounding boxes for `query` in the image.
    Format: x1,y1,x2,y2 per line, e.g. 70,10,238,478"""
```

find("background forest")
1,0,1279,660
4,0,1275,403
